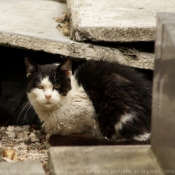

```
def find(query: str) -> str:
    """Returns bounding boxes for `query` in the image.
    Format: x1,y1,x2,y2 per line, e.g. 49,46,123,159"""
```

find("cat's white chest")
29,76,101,137
42,87,99,137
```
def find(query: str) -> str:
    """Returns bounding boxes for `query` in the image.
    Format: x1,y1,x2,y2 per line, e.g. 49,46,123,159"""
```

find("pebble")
0,125,48,164
5,131,16,138
14,126,23,132
7,126,15,132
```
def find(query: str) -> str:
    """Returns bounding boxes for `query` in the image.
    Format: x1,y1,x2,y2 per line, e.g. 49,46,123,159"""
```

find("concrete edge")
0,160,46,175
48,145,163,175
67,0,156,42
71,26,156,42
0,32,154,70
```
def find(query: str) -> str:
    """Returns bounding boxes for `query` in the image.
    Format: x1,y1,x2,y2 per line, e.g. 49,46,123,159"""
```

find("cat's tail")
48,134,150,146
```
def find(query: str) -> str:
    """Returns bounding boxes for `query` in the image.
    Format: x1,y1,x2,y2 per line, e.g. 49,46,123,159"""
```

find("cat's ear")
59,58,72,71
24,57,38,77
59,58,72,77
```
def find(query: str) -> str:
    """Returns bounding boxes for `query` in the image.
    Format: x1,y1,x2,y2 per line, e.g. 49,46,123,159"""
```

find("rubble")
0,125,48,165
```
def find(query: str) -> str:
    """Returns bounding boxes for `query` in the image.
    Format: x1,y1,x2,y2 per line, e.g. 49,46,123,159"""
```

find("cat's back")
75,60,151,88
74,60,152,140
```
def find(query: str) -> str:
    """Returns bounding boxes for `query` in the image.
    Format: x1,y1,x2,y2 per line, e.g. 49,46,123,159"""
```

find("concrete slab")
0,160,45,175
48,145,163,175
0,0,70,43
68,0,175,42
152,12,175,172
0,0,154,70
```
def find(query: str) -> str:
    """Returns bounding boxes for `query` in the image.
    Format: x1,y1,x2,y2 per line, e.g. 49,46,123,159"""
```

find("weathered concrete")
48,145,163,175
67,0,175,42
152,13,175,173
0,0,154,69
0,160,45,175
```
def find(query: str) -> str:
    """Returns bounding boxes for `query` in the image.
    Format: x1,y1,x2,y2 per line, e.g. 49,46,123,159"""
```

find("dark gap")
0,46,62,126
75,41,155,53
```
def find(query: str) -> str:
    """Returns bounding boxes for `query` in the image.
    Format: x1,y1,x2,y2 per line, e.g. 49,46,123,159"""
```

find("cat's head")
25,57,72,109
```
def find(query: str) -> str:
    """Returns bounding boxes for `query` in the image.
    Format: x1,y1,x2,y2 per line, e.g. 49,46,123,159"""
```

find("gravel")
0,125,49,165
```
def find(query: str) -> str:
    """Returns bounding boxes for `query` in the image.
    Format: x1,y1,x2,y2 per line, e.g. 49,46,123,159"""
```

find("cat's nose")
45,95,52,100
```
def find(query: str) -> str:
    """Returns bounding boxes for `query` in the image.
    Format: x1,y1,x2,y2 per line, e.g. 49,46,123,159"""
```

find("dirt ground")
0,125,48,168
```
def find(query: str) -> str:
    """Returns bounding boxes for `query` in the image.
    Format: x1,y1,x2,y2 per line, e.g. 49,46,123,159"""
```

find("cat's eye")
54,84,60,90
37,85,44,89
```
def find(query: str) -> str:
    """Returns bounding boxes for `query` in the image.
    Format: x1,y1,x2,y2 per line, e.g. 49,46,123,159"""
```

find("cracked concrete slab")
0,0,154,69
48,145,163,175
68,0,175,42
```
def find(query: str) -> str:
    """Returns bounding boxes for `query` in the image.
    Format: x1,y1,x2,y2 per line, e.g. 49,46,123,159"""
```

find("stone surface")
48,145,163,175
0,0,154,70
0,160,46,175
152,12,175,172
68,0,175,42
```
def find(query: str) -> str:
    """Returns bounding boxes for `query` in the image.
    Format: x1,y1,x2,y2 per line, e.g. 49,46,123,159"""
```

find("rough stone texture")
0,0,154,70
0,0,68,43
0,125,48,164
152,13,175,173
67,0,175,42
48,145,163,175
0,160,46,175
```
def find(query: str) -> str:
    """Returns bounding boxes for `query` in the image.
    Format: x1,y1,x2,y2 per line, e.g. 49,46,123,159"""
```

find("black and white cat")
25,57,152,146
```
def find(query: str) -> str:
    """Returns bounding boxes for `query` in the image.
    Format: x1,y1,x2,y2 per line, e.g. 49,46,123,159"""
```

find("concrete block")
152,13,175,172
68,0,175,42
0,160,45,175
48,145,163,175
0,0,154,70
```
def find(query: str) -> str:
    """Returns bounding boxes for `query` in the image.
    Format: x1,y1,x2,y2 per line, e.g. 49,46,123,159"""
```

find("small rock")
0,127,5,131
16,131,24,139
30,137,40,143
24,130,30,136
5,131,16,138
29,132,36,138
18,142,28,150
2,149,18,161
36,142,40,145
21,125,30,131
3,157,14,162
34,130,43,140
15,137,30,144
14,126,23,132
7,126,14,132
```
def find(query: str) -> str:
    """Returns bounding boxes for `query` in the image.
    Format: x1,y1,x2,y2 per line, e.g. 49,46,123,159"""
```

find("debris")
54,12,67,23
55,12,70,36
0,125,48,164
2,149,18,162
119,47,140,60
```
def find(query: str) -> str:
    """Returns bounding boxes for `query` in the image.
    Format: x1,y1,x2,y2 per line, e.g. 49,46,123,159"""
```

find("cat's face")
25,57,72,109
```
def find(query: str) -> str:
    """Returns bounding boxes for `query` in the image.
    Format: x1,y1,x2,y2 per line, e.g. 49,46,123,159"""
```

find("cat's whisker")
16,100,31,123
23,104,32,125
18,100,30,112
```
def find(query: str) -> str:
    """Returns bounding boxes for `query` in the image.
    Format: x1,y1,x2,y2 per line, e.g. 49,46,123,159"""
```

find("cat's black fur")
49,134,149,146
74,60,152,140
25,58,152,146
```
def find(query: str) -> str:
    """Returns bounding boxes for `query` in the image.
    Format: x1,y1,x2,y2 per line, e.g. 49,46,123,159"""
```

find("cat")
24,57,152,146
